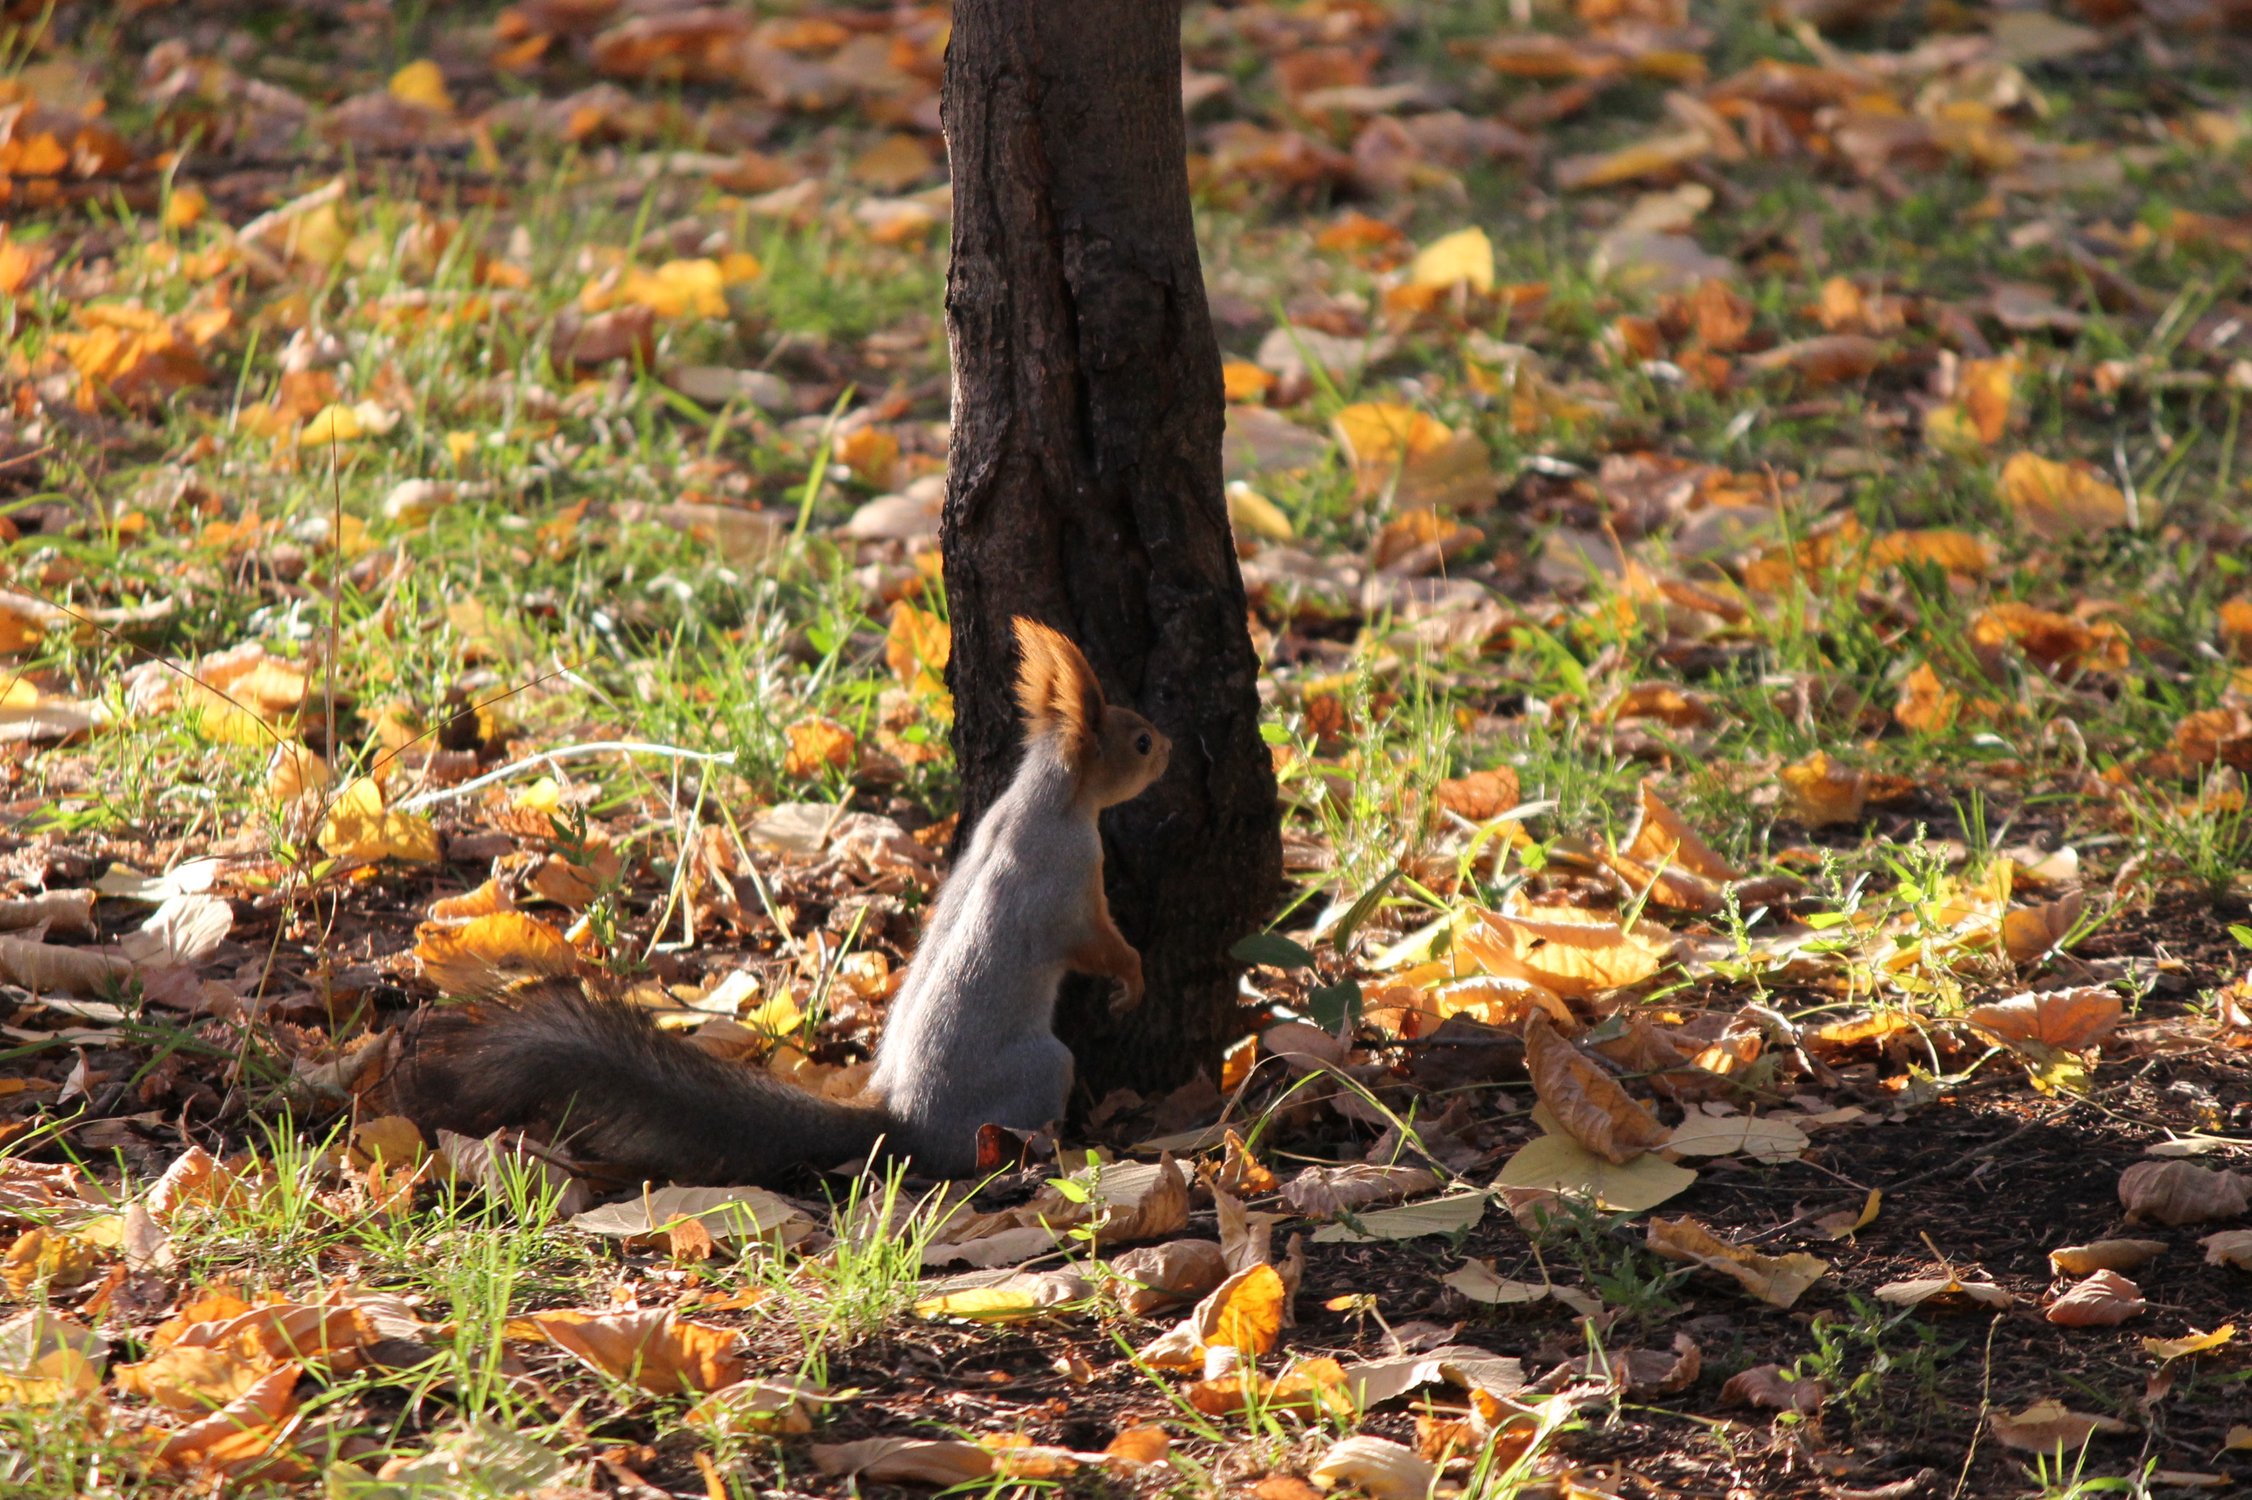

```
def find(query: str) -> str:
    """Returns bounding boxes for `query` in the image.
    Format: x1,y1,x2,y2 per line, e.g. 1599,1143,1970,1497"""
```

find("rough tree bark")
939,0,1281,1102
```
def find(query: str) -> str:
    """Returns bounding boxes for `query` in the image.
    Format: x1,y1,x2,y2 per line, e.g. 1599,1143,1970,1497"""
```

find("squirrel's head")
1012,617,1171,808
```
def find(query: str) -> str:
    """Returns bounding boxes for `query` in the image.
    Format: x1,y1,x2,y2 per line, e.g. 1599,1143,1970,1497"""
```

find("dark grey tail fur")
392,979,891,1185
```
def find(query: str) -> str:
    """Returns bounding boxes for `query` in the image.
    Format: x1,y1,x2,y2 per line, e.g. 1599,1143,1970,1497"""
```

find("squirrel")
392,616,1172,1185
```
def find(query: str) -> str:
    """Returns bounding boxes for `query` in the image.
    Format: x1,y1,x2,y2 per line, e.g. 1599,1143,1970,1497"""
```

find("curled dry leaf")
1310,1191,1489,1244
146,1361,305,1481
1988,1399,2130,1454
1308,1433,1437,1500
414,912,577,993
1999,452,2128,541
1110,1240,1229,1317
1459,905,1674,1000
1965,988,2122,1052
1524,1015,1669,1164
1137,1262,1287,1370
2045,1269,2146,1327
0,934,136,996
1647,1216,1829,1309
1278,1162,1442,1218
1778,750,1869,828
2118,1161,2250,1226
913,1269,1092,1323
512,1307,743,1396
2049,1239,2166,1277
2143,1325,2235,1361
569,1185,814,1250
2201,1230,2252,1270
684,1376,828,1438
1720,1363,1825,1414
0,1310,108,1405
1566,1333,1702,1397
812,1438,996,1485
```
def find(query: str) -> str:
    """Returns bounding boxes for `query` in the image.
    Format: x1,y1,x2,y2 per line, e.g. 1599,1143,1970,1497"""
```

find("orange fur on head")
1012,617,1104,765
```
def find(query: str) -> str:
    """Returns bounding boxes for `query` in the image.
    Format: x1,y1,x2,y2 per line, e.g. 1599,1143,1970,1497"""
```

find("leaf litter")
0,0,2249,1495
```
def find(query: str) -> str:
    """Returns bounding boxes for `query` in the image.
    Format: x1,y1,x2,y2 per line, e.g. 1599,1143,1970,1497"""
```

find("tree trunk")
939,0,1280,1102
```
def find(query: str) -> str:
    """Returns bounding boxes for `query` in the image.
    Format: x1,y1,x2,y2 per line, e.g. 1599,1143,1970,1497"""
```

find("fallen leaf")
1310,1191,1489,1243
1647,1216,1828,1308
2143,1325,2234,1361
414,912,576,993
1308,1434,1436,1500
1109,1240,1229,1316
1999,452,2129,540
1874,1274,2013,1310
1492,1132,1697,1215
2119,1161,2250,1226
318,778,441,865
1720,1363,1825,1414
1988,1399,2130,1454
1966,988,2121,1051
1460,905,1674,1000
2050,1239,2166,1276
513,1308,742,1395
1523,1015,1668,1164
2045,1269,2146,1326
1408,227,1495,293
1277,1163,1443,1218
1661,1113,1808,1163
812,1437,995,1485
0,1310,107,1404
2200,1229,2252,1270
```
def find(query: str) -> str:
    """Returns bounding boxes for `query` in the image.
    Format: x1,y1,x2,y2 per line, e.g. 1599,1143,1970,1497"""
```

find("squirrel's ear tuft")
1012,617,1103,765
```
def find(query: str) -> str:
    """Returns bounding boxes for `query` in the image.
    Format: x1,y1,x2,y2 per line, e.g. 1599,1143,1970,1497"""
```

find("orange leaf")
1998,452,2127,540
414,911,577,993
519,1307,745,1395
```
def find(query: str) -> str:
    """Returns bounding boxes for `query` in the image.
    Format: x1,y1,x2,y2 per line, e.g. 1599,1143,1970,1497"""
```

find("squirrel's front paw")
1108,957,1145,1016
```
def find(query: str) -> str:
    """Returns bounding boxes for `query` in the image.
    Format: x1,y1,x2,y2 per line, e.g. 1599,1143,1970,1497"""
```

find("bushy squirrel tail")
392,979,891,1185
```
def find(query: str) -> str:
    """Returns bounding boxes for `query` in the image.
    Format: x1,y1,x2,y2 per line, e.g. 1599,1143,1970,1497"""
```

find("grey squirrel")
393,617,1171,1183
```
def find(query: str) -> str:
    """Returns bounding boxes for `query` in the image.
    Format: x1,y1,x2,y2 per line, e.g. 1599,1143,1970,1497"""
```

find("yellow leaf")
0,1311,107,1405
1554,130,1711,191
782,718,857,779
1998,452,2128,540
415,912,576,993
2142,1323,2233,1360
1779,751,1867,829
1222,359,1274,403
1647,1216,1829,1308
1203,1263,1286,1356
116,1343,279,1413
885,601,952,707
1457,905,1672,1000
1409,227,1495,292
317,777,441,865
1491,1132,1697,1215
387,59,456,114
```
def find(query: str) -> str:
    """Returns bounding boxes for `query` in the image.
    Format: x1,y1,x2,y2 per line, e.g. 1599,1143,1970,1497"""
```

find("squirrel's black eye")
1134,732,1153,756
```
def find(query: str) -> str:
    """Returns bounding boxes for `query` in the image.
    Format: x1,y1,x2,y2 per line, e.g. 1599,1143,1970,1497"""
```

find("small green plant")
1791,1295,1964,1434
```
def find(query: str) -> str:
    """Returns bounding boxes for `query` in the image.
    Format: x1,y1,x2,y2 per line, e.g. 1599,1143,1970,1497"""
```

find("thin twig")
391,741,739,813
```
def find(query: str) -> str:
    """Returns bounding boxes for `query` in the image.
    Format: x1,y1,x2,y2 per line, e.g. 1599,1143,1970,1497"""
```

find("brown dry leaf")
811,1438,995,1485
1970,602,2128,676
145,1146,240,1223
1307,1434,1436,1500
414,912,577,993
2143,1324,2235,1361
1720,1363,1825,1414
1988,1399,2130,1454
2119,1161,2250,1226
1999,452,2129,540
1458,905,1673,1000
1661,1113,1809,1163
1606,780,1741,911
1524,1015,1668,1164
1568,1333,1702,1397
1647,1216,1828,1308
1744,335,1885,386
515,1307,743,1395
1966,988,2120,1051
1435,767,1522,822
0,934,136,997
1815,1189,1883,1240
1554,130,1710,190
1109,1240,1229,1316
1276,1163,1442,1218
2045,1269,2146,1327
1779,751,1867,828
2050,1239,2166,1277
2203,1230,2252,1270
685,1375,827,1438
